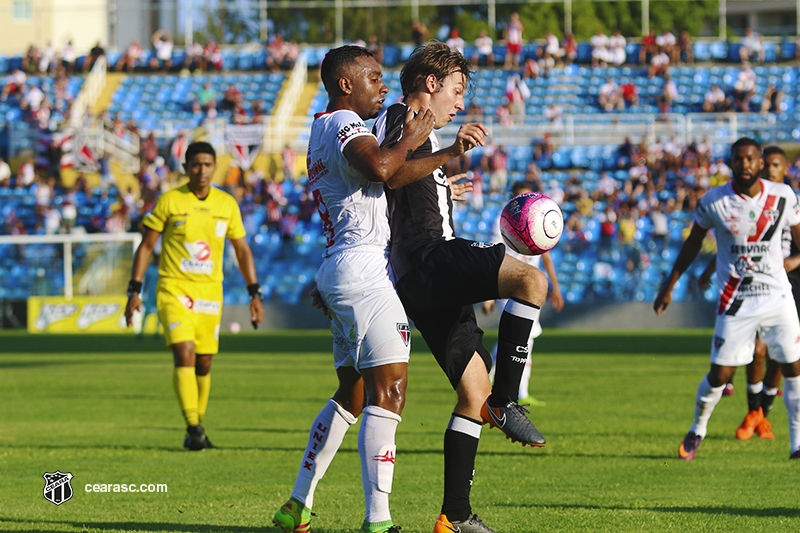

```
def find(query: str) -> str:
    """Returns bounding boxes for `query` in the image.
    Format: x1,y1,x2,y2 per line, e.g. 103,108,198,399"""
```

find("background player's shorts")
507,43,522,55
711,299,800,366
789,271,800,317
317,249,410,371
156,278,223,354
402,238,505,311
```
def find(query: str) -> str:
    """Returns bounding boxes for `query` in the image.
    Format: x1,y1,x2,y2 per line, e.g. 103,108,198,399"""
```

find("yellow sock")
173,367,199,426
196,373,211,423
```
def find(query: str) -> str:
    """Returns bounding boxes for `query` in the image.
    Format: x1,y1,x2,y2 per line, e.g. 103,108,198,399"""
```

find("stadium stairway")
91,72,126,114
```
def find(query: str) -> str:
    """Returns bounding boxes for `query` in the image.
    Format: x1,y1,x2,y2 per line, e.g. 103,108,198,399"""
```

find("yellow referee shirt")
143,185,246,283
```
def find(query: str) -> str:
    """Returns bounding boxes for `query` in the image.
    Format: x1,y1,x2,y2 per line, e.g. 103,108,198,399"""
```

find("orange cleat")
735,408,764,441
755,417,775,439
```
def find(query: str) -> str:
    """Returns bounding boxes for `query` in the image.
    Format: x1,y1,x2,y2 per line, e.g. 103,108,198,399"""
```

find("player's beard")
734,172,760,190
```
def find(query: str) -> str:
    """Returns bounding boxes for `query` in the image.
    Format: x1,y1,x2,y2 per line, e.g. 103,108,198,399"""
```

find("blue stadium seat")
764,41,778,63
625,43,641,65
710,41,728,60
383,45,400,67
694,41,711,61
781,40,798,60
0,55,8,74
728,42,743,62
576,43,592,64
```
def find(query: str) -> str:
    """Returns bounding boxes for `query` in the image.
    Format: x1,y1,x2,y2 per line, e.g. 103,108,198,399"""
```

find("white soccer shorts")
711,298,800,367
316,248,411,371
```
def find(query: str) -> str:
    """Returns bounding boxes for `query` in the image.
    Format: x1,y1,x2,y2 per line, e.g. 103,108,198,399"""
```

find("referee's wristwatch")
127,280,143,298
247,283,263,301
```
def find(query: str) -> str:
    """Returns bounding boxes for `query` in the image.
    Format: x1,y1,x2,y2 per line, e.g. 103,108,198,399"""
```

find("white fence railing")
265,53,309,152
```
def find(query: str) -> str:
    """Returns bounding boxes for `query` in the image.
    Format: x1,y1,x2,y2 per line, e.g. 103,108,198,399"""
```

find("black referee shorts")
395,238,505,389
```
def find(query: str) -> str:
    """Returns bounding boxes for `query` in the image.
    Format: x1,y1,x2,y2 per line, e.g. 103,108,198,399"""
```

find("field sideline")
1,329,799,532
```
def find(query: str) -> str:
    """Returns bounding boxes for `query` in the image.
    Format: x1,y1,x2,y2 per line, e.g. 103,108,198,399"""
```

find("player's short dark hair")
511,181,533,195
731,137,761,157
400,41,474,99
763,145,787,160
320,45,373,94
185,142,216,165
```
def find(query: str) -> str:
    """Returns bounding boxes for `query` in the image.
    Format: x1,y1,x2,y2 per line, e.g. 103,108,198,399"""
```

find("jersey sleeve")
226,199,246,240
334,110,374,153
694,194,713,230
784,190,800,227
142,194,168,233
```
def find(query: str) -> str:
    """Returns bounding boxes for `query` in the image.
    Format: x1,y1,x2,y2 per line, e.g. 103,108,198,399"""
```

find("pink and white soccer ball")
500,192,563,255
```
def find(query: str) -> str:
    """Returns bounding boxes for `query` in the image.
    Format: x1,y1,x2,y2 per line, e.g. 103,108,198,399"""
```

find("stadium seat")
727,42,743,63
694,41,711,61
710,41,728,60
781,40,798,60
576,43,592,64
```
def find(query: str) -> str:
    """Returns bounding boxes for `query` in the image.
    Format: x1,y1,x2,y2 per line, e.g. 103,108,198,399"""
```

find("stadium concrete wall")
221,301,718,331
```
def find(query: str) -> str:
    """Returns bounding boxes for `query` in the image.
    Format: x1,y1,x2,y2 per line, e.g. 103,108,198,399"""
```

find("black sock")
441,414,481,523
491,298,539,407
761,390,778,417
747,388,762,412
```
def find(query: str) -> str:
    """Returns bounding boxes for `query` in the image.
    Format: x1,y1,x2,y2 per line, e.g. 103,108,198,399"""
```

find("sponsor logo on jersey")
397,323,410,346
35,303,79,331
43,471,73,506
181,241,214,274
337,122,369,144
730,244,769,254
307,158,328,184
76,302,120,329
470,241,497,249
178,296,219,316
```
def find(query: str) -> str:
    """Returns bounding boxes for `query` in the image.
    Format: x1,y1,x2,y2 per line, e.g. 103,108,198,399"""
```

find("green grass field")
1,330,799,532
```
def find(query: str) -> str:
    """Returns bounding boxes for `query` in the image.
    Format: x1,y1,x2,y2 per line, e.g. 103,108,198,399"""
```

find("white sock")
359,405,401,524
783,376,800,455
689,375,725,439
747,381,764,395
292,399,357,509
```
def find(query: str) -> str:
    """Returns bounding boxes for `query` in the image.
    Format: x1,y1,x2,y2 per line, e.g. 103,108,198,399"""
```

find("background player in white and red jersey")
699,145,800,441
484,181,564,405
655,138,800,461
504,12,524,68
273,46,435,533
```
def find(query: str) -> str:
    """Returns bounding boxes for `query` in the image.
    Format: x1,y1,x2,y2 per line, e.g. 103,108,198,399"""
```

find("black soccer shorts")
395,238,505,389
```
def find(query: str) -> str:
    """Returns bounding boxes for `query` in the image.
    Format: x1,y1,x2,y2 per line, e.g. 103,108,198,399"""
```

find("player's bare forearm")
785,254,800,273
655,224,706,315
130,229,160,282
345,108,435,183
698,256,716,289
230,237,259,286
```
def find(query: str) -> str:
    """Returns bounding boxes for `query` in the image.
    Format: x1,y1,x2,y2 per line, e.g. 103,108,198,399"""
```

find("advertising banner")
27,296,132,333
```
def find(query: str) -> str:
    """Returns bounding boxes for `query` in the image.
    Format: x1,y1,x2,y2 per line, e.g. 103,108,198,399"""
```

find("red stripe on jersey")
717,274,742,315
748,194,776,242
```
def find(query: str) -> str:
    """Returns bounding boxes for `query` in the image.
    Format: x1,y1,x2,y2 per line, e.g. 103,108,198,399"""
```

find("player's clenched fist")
451,122,488,155
402,107,435,148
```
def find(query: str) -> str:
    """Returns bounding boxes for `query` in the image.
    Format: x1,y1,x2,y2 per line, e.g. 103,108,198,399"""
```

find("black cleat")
183,424,209,451
481,399,546,447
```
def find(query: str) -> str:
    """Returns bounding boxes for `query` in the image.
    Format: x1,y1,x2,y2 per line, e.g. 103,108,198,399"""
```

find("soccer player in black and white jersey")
699,146,800,441
655,138,800,461
374,42,551,532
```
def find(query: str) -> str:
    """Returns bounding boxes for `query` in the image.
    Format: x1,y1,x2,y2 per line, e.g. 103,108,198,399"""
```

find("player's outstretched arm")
654,223,707,316
125,228,160,326
344,108,435,184
698,256,716,290
385,122,489,189
541,251,564,312
230,236,264,328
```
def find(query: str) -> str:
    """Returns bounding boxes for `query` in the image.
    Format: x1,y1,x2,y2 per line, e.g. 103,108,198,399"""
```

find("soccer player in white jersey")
700,146,800,441
484,181,564,405
272,46,436,533
655,138,800,461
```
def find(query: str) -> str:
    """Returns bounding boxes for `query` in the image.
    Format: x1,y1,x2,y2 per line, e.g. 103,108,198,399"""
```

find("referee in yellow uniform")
125,141,264,450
